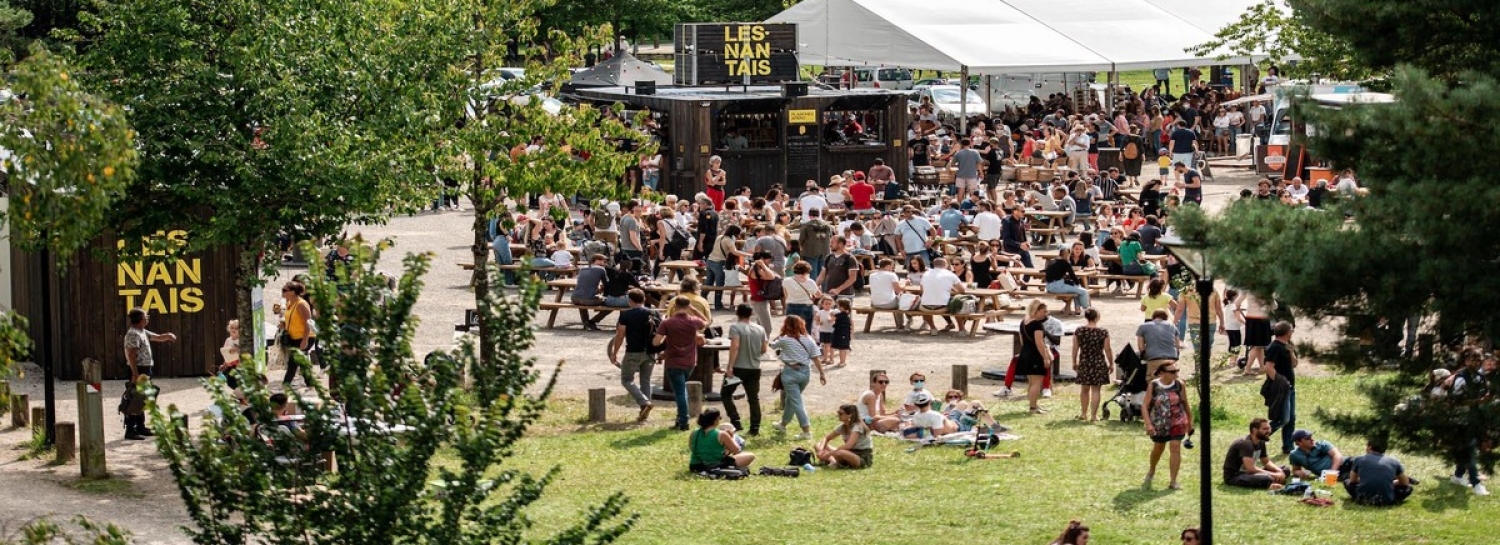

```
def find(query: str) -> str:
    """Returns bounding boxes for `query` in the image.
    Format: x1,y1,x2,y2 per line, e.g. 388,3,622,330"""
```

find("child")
718,422,746,449
1157,148,1171,181
1222,288,1245,369
814,297,837,365
832,299,853,367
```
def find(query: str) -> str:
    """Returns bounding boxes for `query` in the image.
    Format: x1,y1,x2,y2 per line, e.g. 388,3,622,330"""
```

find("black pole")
1195,277,1214,544
40,243,56,446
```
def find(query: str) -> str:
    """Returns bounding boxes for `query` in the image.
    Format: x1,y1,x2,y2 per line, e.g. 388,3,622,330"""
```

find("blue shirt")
1289,440,1336,475
939,210,967,237
1350,453,1405,505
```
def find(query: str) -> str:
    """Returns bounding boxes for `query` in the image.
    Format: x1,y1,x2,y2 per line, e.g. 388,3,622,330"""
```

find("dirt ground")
0,162,1343,543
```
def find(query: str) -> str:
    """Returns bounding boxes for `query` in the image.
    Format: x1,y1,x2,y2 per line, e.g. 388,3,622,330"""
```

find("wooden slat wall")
12,237,238,381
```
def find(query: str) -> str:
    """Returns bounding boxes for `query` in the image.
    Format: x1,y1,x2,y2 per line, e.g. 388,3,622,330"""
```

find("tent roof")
768,0,1259,73
568,52,673,87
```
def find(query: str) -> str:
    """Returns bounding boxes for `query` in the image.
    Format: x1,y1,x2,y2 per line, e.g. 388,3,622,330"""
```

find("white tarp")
768,0,1261,73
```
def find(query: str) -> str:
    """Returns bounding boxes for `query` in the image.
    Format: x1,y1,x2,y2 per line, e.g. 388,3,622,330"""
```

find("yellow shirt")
1141,293,1174,320
1157,156,1172,169
286,299,312,340
683,293,713,328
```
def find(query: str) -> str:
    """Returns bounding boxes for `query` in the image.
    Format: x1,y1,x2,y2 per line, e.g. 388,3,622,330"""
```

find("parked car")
913,78,959,90
911,85,988,123
819,68,915,90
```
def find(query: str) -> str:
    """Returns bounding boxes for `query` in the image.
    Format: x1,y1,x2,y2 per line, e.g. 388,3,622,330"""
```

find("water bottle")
802,463,817,473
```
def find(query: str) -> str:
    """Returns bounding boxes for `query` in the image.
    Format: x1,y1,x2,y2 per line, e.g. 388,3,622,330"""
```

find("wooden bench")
700,285,750,306
1090,274,1151,297
854,306,1004,337
537,301,615,329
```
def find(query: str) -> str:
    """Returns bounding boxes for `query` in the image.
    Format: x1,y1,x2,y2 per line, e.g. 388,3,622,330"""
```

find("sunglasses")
1164,368,1180,374
875,380,889,384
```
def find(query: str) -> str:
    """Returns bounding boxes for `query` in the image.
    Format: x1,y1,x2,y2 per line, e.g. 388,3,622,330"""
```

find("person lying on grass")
901,392,957,441
815,404,875,469
940,390,1008,433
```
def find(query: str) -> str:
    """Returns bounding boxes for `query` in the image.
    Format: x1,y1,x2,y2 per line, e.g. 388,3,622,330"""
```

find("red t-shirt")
656,313,705,369
849,182,875,210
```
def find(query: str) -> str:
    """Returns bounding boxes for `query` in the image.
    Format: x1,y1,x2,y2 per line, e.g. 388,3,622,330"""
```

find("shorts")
850,448,874,468
983,173,1002,187
1159,167,1170,177
689,455,739,473
1244,318,1271,347
1151,434,1186,444
956,177,981,195
819,331,835,344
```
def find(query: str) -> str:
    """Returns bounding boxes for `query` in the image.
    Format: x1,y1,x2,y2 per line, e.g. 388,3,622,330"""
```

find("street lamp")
1160,233,1215,545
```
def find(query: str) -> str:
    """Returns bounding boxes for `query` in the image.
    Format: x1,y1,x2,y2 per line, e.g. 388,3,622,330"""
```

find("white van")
849,68,914,90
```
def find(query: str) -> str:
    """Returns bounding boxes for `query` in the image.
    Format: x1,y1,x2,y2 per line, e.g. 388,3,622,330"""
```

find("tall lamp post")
1160,233,1214,545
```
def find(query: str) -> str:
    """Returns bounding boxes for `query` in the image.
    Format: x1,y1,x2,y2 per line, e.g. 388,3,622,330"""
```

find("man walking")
653,296,706,430
722,304,768,435
1168,121,1198,183
799,208,834,280
608,289,657,423
817,236,861,300
123,308,176,440
1174,162,1204,205
1264,321,1298,454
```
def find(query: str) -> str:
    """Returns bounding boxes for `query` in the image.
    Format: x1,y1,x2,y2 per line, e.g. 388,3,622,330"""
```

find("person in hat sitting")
1288,429,1346,481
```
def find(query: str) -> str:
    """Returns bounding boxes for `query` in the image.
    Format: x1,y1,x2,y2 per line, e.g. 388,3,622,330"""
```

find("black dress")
971,256,996,289
1017,319,1049,376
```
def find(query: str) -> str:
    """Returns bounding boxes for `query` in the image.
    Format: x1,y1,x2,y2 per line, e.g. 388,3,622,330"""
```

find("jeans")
1456,439,1481,486
1046,280,1090,309
620,352,655,407
780,364,811,428
720,367,762,432
493,238,516,286
805,255,826,281
751,300,774,334
665,367,691,428
1269,388,1297,454
642,170,659,191
787,303,815,330
705,260,727,308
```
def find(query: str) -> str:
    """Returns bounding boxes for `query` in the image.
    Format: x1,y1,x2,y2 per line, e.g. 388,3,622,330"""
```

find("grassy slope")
494,372,1492,544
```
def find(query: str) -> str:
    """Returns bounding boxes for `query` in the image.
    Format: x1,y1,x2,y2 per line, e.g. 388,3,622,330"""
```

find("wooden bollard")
11,394,29,428
55,422,76,463
952,364,969,396
587,388,607,423
686,381,704,418
31,407,45,434
78,359,107,478
0,380,8,416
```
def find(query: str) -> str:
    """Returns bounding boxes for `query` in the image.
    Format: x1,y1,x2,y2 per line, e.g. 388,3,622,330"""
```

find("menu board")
785,110,820,184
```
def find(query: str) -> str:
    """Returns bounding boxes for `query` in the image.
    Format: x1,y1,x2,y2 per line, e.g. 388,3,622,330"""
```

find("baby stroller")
1101,344,1148,422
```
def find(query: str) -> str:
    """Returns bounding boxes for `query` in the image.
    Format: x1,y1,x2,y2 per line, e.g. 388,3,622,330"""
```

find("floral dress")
1074,326,1110,386
1148,379,1190,437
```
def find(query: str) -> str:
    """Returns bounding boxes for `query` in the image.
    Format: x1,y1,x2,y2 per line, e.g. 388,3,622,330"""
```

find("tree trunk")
470,9,496,367
236,247,259,370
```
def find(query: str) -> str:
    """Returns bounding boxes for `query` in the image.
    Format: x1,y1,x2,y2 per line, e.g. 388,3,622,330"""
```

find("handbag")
755,266,785,301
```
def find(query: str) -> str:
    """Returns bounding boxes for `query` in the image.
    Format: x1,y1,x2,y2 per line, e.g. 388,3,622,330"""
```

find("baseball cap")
1432,368,1453,380
1290,429,1313,442
911,392,933,406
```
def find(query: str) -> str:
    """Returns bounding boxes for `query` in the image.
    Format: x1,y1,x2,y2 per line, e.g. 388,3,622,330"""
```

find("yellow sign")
116,230,205,314
788,109,818,124
723,25,773,77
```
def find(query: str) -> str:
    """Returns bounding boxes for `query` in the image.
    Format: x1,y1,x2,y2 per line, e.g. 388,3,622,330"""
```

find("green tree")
1192,0,1500,471
153,242,634,544
1188,0,1372,81
686,0,795,23
82,0,470,352
539,0,685,50
0,0,30,64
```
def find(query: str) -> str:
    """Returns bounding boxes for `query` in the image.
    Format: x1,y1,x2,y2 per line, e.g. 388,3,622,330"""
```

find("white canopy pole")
959,65,969,135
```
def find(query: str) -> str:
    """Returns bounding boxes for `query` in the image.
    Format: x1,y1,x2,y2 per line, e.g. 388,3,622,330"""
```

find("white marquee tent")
768,0,1271,73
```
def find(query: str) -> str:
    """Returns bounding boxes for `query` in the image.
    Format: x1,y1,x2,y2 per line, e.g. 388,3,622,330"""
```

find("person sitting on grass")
858,372,903,433
1223,418,1288,489
1288,429,1346,481
940,390,1008,434
1048,520,1090,545
815,404,875,469
1345,436,1415,506
688,408,755,473
901,392,956,441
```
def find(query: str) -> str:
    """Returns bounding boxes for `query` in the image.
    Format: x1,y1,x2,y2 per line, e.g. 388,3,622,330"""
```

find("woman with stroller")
1143,363,1194,490
1071,308,1114,421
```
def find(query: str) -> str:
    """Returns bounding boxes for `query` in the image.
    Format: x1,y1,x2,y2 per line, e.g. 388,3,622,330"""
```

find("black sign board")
785,110,821,185
675,23,799,86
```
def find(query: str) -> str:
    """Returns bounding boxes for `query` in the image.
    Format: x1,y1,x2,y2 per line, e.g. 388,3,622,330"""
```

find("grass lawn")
495,372,1495,544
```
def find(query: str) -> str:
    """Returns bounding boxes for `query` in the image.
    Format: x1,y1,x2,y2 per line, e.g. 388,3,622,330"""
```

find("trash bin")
1236,134,1254,156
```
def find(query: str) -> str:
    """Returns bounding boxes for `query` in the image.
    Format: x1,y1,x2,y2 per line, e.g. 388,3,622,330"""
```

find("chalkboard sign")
785,112,821,185
675,23,799,86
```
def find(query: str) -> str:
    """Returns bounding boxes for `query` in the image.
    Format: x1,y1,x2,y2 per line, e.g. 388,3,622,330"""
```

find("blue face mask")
913,381,926,389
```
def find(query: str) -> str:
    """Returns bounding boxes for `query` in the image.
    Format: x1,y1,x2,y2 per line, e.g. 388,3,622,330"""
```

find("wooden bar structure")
574,85,910,198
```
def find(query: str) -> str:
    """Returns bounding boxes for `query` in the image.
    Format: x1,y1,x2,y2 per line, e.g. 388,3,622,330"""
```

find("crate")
1016,167,1038,183
937,167,957,184
1036,168,1056,182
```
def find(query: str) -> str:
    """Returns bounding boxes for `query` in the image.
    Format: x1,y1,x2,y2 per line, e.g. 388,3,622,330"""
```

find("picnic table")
651,338,739,403
1115,188,1141,204
980,320,1080,382
1026,210,1071,249
660,260,705,280
902,285,1014,315
546,278,680,302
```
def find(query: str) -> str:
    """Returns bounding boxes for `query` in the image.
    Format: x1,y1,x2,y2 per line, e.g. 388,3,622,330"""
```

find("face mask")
913,381,926,389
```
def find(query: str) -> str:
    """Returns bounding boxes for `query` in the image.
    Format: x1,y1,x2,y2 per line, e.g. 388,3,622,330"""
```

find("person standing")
704,156,727,211
1071,308,1114,421
1136,309,1182,380
1018,300,1053,414
1174,162,1203,205
1168,121,1198,183
1063,125,1091,174
722,304,768,435
618,200,644,263
869,158,898,201
771,315,826,440
1181,282,1222,354
950,138,983,198
894,205,937,268
1236,291,1274,375
781,261,821,329
608,290,658,423
693,194,719,261
816,236,861,300
122,308,176,440
1000,205,1034,268
706,225,750,311
1264,321,1298,454
799,208,834,280
653,297,707,431
1143,362,1193,490
746,251,780,334
277,281,315,389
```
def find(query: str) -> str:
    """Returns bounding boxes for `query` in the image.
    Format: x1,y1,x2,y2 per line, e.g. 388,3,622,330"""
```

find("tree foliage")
0,0,30,65
1199,0,1500,468
1188,0,1373,82
153,243,634,545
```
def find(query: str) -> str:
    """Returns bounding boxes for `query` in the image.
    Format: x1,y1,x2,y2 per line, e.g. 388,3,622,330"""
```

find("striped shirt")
773,335,821,366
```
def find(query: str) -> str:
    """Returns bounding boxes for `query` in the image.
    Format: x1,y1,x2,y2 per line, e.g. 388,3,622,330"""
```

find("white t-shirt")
973,211,1003,241
549,250,573,268
1222,298,1243,330
799,194,829,222
903,388,930,408
1287,183,1309,201
920,268,963,307
782,276,820,305
910,410,946,432
815,308,836,333
868,270,902,307
1248,104,1266,124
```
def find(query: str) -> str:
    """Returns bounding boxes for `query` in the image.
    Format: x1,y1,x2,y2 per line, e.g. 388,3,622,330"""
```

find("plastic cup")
1322,470,1339,487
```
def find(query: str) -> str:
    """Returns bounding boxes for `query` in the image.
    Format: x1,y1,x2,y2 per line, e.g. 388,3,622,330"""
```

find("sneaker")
1042,388,1053,399
1452,475,1471,488
1475,484,1491,496
773,423,787,435
994,387,1013,398
792,432,812,441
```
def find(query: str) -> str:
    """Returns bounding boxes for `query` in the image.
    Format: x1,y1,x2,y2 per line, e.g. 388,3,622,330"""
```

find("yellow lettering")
726,59,741,75
120,289,141,310
724,43,741,57
750,25,766,41
142,289,168,314
175,259,202,284
753,60,771,76
724,26,733,41
118,262,144,286
178,287,205,313
753,43,770,58
146,262,173,285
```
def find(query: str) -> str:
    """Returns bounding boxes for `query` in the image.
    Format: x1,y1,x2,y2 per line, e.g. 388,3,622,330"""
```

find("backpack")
788,447,814,466
1122,139,1140,160
644,310,666,355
